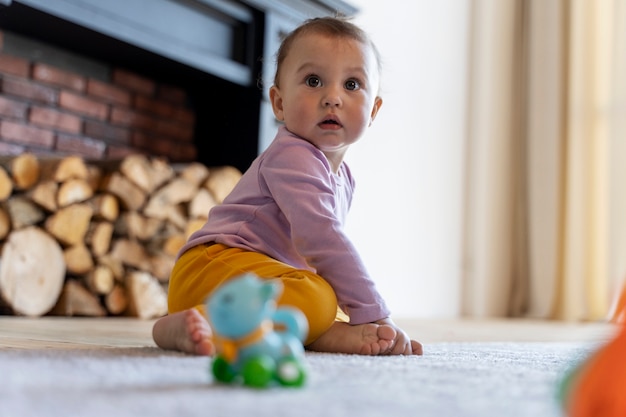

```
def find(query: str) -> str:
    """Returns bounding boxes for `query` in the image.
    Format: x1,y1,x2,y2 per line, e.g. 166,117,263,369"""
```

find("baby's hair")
273,15,381,88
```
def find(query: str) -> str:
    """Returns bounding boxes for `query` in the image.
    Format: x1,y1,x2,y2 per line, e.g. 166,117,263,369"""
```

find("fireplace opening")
0,2,265,173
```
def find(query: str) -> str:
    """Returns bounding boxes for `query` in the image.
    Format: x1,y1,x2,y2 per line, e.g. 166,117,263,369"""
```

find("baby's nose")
323,92,342,107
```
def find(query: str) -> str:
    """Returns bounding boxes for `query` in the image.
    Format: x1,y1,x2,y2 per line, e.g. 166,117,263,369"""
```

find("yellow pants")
167,243,339,345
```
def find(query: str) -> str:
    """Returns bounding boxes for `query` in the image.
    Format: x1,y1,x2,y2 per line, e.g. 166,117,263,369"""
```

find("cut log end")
10,153,40,190
0,227,65,316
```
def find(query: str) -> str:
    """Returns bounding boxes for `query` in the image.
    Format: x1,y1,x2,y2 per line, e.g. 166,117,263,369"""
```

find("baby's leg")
305,321,397,355
152,309,214,356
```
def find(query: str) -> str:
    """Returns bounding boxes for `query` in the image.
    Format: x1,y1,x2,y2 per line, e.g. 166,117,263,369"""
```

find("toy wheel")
242,356,275,388
212,356,236,383
276,358,306,387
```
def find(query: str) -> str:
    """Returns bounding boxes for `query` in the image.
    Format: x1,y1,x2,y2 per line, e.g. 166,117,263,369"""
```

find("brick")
134,94,195,126
112,68,155,96
28,148,67,158
134,95,176,118
83,119,130,144
56,133,106,158
0,95,28,119
0,54,30,77
109,106,153,130
173,142,197,162
87,79,132,106
131,131,174,156
172,107,195,125
59,91,108,120
152,119,194,142
106,144,141,159
29,106,82,133
148,138,175,156
0,140,26,155
0,75,58,104
33,63,86,92
0,120,55,148
157,84,187,105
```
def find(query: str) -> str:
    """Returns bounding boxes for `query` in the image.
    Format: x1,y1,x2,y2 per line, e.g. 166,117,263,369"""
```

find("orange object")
562,324,626,417
609,285,626,324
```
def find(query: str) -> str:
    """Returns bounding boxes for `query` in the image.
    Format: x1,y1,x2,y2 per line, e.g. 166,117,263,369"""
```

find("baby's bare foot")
152,309,215,356
306,321,397,355
411,340,423,355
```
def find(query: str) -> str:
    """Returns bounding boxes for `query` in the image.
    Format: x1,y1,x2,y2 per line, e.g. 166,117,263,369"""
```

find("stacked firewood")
0,153,241,319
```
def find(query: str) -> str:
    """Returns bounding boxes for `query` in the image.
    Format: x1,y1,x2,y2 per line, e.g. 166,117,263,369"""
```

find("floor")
0,316,619,350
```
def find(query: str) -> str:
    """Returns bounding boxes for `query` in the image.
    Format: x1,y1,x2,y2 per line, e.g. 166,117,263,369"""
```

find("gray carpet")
1,342,595,417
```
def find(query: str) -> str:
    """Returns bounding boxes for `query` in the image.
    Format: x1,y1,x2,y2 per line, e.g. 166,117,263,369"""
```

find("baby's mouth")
319,117,342,128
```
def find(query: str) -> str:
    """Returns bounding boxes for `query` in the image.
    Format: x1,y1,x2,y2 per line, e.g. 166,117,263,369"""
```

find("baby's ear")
269,86,285,121
369,96,383,126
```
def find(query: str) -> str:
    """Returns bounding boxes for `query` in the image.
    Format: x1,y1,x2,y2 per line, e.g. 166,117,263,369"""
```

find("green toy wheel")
212,356,236,383
242,356,275,388
276,358,306,387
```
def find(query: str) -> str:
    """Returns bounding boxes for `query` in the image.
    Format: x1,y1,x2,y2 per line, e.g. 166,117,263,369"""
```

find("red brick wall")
0,32,197,162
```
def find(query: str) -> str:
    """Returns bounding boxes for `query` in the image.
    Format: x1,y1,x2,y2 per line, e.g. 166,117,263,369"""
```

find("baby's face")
270,32,382,168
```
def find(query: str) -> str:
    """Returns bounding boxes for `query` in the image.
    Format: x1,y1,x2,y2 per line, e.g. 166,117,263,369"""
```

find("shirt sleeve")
258,140,390,324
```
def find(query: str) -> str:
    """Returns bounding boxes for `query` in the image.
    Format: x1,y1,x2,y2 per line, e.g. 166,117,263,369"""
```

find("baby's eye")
305,75,322,88
345,79,361,91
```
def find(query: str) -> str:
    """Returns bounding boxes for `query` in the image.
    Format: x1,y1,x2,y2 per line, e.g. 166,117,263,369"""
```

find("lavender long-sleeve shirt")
180,126,390,324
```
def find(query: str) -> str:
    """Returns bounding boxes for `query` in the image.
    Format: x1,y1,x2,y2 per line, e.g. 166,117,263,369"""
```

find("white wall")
344,1,470,318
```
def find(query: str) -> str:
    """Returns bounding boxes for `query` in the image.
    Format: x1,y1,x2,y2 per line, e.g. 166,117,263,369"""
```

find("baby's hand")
375,317,423,355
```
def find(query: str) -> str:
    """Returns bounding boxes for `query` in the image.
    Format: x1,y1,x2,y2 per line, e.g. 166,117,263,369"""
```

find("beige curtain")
462,0,626,321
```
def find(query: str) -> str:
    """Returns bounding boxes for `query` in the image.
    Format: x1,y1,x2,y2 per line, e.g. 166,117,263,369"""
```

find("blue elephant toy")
205,273,309,388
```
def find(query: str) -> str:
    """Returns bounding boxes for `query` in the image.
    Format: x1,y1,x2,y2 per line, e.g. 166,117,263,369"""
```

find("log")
165,205,187,231
105,284,128,315
0,226,66,316
5,195,45,229
50,279,106,317
88,193,119,222
44,203,93,246
63,244,94,275
178,162,209,187
188,188,216,219
27,180,58,212
149,254,175,282
115,211,163,242
57,178,94,207
0,165,13,201
119,154,155,193
160,233,186,257
86,221,113,257
0,205,10,240
185,218,206,239
147,157,176,191
9,152,40,190
120,154,174,194
97,254,125,282
205,166,242,203
85,264,115,295
125,270,168,319
143,178,197,219
109,239,151,270
100,172,146,210
85,164,103,191
40,155,90,182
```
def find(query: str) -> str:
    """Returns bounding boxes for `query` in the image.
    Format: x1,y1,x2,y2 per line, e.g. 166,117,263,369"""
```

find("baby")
153,16,423,357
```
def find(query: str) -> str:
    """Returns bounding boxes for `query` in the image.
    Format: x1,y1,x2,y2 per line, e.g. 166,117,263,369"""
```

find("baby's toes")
411,340,423,355
376,324,397,342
